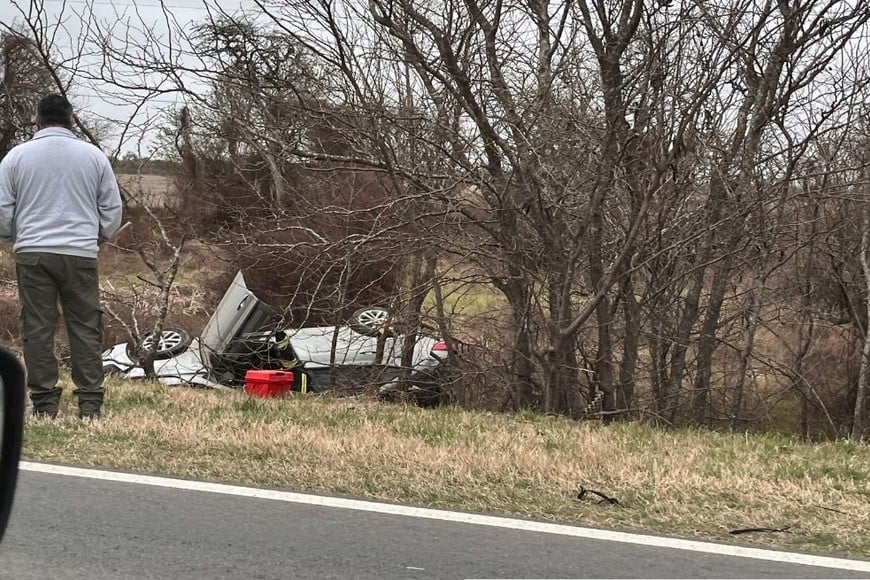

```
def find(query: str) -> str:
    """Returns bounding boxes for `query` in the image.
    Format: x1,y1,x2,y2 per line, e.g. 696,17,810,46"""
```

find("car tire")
349,306,394,337
127,327,191,360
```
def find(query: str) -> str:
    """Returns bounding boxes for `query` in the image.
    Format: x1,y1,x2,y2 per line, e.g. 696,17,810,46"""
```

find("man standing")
0,94,123,419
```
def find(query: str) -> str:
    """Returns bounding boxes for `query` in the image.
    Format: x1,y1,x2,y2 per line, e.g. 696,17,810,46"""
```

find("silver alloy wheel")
350,306,394,337
128,327,191,360
356,308,389,330
142,329,185,352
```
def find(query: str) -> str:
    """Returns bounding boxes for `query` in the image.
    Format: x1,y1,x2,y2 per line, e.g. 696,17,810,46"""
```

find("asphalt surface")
0,469,867,579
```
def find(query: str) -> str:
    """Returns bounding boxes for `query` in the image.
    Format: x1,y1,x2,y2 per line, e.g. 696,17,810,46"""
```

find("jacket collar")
32,127,77,140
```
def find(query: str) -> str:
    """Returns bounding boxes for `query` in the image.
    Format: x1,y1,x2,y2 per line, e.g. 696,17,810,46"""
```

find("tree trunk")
495,272,536,409
793,314,814,440
593,296,616,413
691,255,732,425
852,203,870,440
262,150,287,206
617,274,640,414
588,197,615,413
730,287,763,428
649,320,671,421
667,267,704,422
544,266,582,416
398,250,432,389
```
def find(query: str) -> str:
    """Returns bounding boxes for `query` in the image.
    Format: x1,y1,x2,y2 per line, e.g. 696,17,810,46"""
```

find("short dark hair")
37,94,73,127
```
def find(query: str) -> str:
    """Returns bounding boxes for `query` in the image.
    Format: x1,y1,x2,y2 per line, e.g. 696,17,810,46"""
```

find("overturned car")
101,271,449,405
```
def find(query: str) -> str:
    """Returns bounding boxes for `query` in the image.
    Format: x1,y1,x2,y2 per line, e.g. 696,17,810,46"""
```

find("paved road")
0,468,867,579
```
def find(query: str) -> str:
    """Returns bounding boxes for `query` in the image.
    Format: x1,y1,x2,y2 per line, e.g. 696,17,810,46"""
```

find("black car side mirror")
0,348,25,545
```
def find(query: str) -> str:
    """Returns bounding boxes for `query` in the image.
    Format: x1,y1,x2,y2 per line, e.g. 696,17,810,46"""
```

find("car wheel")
349,306,394,337
127,328,191,360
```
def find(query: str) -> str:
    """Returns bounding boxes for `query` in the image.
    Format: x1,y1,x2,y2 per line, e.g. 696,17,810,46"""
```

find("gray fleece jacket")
0,127,123,258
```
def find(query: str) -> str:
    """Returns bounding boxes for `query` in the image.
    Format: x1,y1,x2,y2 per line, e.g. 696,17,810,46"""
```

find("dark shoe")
30,388,62,420
78,409,101,420
32,407,58,420
78,396,103,419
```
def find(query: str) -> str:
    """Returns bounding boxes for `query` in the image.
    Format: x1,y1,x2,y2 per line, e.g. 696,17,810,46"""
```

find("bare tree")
853,147,870,440
0,31,53,156
8,0,870,432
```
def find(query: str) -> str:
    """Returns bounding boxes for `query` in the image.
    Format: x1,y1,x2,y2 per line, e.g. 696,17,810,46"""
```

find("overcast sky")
0,0,256,157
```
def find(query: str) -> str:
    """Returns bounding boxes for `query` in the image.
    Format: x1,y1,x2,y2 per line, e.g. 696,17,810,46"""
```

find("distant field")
116,173,175,207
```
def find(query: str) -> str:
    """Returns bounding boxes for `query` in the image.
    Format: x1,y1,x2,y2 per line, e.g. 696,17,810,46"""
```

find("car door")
198,271,263,365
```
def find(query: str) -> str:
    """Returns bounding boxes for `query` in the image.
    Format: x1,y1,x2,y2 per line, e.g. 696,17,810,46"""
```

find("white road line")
19,461,870,573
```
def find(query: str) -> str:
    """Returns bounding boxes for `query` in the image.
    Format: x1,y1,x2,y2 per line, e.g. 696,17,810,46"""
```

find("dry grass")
23,377,870,558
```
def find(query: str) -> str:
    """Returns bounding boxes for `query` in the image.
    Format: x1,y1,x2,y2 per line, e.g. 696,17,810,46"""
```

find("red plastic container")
244,370,294,398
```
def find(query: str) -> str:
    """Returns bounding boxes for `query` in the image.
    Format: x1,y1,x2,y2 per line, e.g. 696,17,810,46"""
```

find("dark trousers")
15,252,104,414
